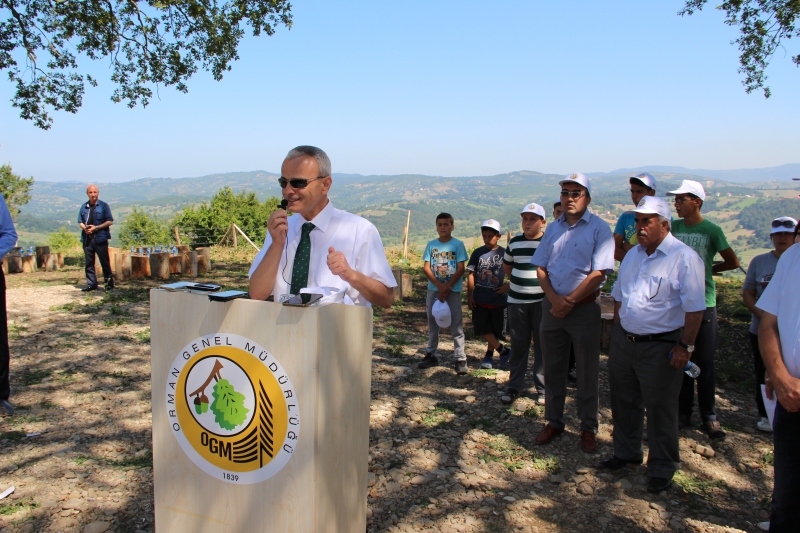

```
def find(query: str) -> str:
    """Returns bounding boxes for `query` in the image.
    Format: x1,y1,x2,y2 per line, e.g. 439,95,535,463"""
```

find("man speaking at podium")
249,146,396,307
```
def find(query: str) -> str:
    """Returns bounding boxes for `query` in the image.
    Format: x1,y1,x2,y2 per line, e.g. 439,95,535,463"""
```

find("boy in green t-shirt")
667,180,740,440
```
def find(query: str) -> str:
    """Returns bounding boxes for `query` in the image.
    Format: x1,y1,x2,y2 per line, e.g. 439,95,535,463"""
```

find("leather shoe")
580,430,597,453
601,456,642,470
647,476,673,493
535,424,563,445
81,286,97,292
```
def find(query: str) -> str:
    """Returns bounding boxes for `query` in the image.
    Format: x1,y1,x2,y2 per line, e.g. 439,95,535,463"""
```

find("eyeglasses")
278,176,325,189
672,196,696,204
772,220,797,229
560,190,586,199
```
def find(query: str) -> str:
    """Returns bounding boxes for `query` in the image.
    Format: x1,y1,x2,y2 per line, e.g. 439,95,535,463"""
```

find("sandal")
501,389,520,405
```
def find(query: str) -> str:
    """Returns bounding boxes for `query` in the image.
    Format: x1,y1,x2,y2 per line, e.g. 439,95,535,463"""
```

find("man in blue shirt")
532,173,615,453
79,185,114,291
0,196,18,415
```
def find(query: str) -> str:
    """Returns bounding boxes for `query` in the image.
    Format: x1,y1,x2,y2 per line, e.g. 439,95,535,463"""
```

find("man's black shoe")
417,354,439,370
81,286,98,292
647,476,673,493
601,456,642,470
104,280,115,290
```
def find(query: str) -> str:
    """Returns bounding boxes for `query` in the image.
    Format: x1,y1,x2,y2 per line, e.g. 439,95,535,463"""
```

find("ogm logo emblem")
166,334,299,484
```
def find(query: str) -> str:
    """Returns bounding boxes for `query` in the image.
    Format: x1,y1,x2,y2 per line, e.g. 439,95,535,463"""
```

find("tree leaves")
210,378,248,430
0,163,33,219
1,1,293,129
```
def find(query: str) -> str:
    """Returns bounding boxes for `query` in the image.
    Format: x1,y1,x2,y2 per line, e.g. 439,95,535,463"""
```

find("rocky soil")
0,263,775,533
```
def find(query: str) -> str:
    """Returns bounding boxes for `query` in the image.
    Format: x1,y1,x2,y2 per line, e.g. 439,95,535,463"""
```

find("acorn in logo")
189,359,250,430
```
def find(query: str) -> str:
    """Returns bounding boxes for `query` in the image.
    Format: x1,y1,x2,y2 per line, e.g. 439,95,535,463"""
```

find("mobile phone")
160,282,196,291
208,290,249,302
282,293,324,307
190,283,221,292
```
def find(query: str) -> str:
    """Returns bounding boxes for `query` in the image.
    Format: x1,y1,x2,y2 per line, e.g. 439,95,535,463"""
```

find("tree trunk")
35,246,50,268
21,255,37,273
196,247,211,273
132,255,151,278
7,256,21,274
182,251,198,278
43,254,58,272
149,252,170,280
169,255,182,275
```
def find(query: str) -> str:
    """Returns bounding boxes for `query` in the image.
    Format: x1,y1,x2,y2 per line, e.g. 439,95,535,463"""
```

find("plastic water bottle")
670,352,701,379
130,246,135,254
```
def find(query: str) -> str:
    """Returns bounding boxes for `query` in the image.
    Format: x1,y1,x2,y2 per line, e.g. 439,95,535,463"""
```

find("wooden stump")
149,252,170,280
7,256,22,274
196,247,211,273
391,268,403,302
21,255,37,273
178,245,191,255
182,251,198,278
132,255,151,278
117,253,132,281
108,247,121,275
43,254,58,272
401,274,412,297
169,255,182,275
56,253,64,268
35,246,50,269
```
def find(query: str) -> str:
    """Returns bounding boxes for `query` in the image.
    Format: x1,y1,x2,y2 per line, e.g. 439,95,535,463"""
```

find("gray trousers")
540,297,600,433
426,290,466,361
609,323,683,478
507,302,545,394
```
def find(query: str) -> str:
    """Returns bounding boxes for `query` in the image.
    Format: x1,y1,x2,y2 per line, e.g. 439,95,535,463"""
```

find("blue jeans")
770,402,800,532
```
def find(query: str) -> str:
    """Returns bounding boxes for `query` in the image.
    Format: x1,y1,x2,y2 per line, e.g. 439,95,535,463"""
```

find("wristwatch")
678,340,695,353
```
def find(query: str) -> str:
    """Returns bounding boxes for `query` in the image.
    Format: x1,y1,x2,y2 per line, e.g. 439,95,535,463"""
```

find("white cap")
520,202,546,218
666,179,706,201
771,216,798,234
633,196,672,220
558,173,591,196
630,172,657,191
431,300,451,328
481,219,501,233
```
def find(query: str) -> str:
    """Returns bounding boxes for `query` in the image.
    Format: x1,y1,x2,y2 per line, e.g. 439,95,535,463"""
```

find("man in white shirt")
604,197,706,494
249,146,396,307
757,229,800,533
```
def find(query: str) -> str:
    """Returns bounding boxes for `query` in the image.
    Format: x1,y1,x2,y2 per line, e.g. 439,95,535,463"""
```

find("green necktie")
290,222,315,295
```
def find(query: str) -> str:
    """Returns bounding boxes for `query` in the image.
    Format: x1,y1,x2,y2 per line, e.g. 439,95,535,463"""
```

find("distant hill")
590,164,800,183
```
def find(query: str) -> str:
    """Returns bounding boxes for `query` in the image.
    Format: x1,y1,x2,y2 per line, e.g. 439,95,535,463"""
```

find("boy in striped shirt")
502,202,547,405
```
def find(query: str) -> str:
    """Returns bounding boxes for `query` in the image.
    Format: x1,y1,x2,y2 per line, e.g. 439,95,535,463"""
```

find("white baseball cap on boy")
520,202,546,219
559,173,591,196
481,219,501,233
771,216,798,234
431,300,451,328
630,172,657,191
666,180,706,201
633,196,672,220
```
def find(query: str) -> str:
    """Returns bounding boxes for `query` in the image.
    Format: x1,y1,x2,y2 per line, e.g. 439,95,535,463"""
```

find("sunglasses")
560,190,586,199
772,220,796,229
278,176,325,189
672,196,697,204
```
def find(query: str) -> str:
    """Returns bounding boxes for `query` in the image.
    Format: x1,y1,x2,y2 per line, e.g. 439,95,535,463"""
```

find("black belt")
622,327,680,344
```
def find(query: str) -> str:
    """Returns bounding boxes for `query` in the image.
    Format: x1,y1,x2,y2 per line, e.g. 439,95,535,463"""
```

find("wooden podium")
150,290,373,532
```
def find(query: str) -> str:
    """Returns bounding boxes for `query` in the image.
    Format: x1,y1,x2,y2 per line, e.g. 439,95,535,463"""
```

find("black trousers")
678,306,718,423
0,267,9,401
749,332,768,418
771,402,800,532
84,238,113,288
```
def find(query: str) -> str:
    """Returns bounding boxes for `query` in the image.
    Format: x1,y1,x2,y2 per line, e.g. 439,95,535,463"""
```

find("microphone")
280,199,288,210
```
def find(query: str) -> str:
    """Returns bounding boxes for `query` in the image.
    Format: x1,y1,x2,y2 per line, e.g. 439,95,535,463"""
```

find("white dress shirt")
611,233,706,335
249,201,396,306
756,243,800,379
531,210,615,296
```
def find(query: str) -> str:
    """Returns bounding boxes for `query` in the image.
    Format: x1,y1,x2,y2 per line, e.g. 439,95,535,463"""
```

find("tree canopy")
681,1,800,97
0,0,292,129
0,163,33,218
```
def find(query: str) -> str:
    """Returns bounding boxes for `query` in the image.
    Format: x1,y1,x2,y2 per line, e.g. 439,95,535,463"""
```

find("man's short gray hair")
658,215,671,231
285,146,331,177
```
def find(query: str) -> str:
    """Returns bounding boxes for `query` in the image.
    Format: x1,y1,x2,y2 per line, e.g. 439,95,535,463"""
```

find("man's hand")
467,293,476,309
267,209,288,247
495,283,510,295
327,247,354,281
772,373,800,412
549,294,575,318
669,344,690,370
765,372,775,401
438,284,452,302
85,225,95,234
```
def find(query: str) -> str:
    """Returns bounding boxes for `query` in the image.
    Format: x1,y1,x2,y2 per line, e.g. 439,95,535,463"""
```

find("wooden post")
56,253,64,268
169,255,182,275
178,245,190,255
21,255,37,273
231,223,238,248
401,273,412,297
234,224,260,251
43,254,58,272
403,210,411,260
132,255,151,278
173,226,181,247
391,268,403,302
150,252,170,280
506,231,512,247
196,247,211,273
35,246,50,268
182,251,198,278
7,256,22,274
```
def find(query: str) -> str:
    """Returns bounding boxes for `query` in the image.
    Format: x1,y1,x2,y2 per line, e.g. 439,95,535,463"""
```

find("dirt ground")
0,258,774,533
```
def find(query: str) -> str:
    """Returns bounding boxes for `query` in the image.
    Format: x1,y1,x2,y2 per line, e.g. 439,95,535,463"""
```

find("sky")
1,1,799,183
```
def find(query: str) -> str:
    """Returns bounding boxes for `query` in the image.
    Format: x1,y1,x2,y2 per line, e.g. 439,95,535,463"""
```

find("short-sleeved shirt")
504,234,543,304
743,251,781,335
611,233,706,335
756,243,800,379
423,237,468,292
467,245,507,306
531,210,615,296
614,211,637,246
248,201,396,307
671,219,731,308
